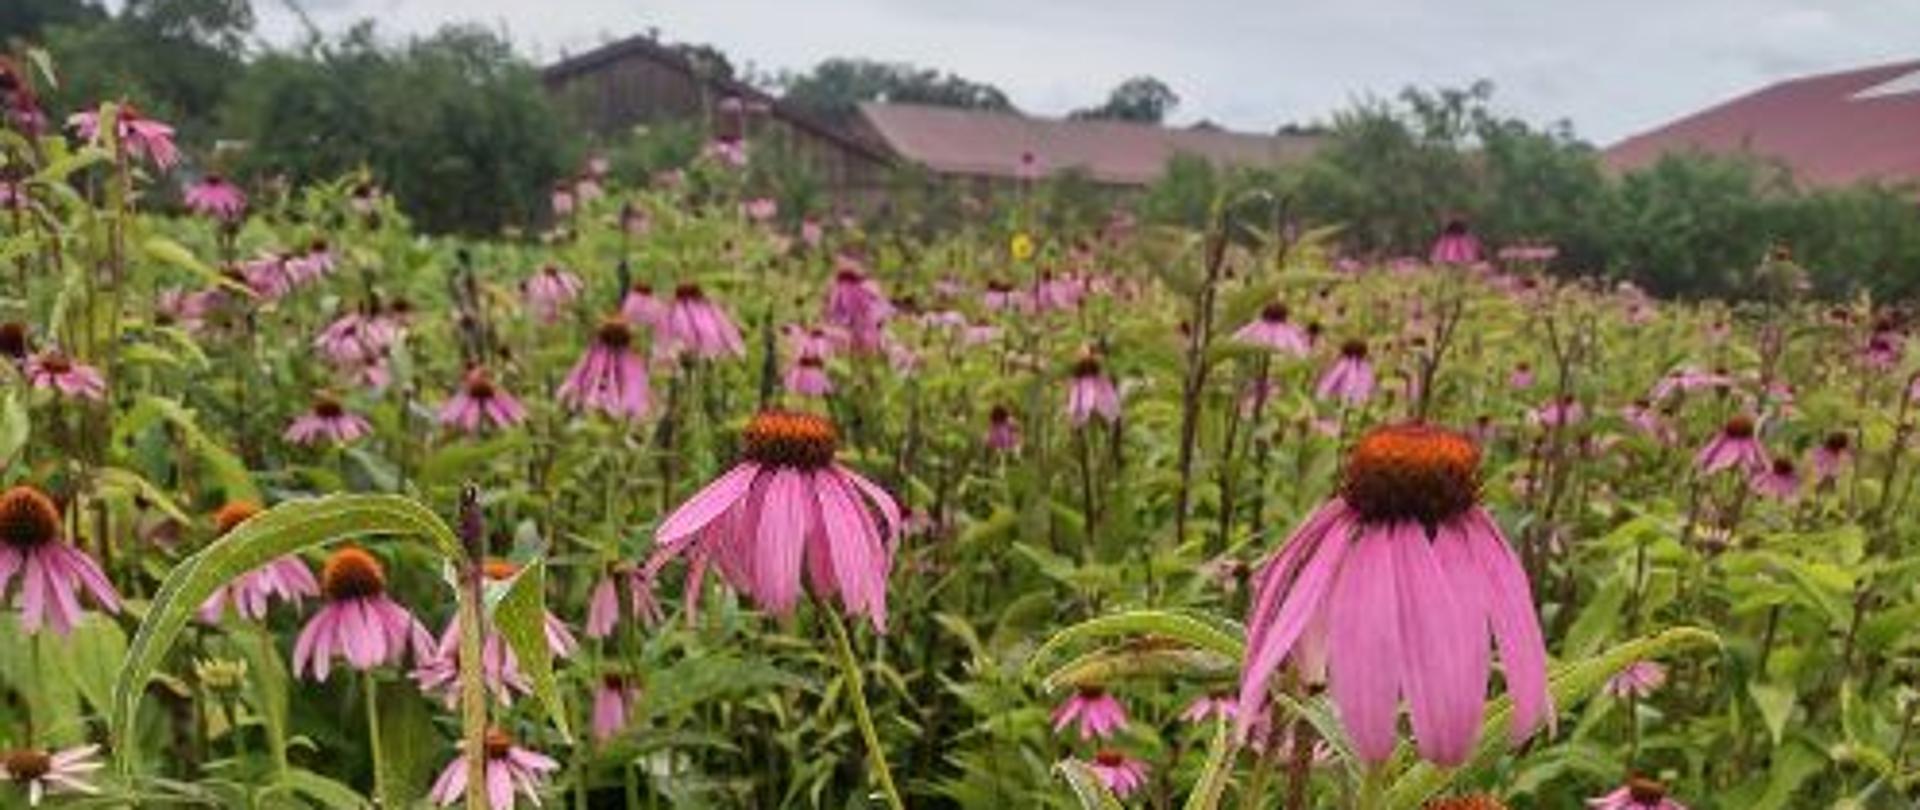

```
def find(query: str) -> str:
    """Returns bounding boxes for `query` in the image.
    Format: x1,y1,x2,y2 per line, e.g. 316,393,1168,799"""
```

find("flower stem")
363,671,386,804
823,608,905,810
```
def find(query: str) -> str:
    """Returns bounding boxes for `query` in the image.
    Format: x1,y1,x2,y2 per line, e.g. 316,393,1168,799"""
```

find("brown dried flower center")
1341,423,1481,525
742,410,838,469
321,546,385,601
0,486,60,550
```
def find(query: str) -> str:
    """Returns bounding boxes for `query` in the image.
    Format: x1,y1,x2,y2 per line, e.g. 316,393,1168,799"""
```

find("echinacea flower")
290,239,336,284
415,560,576,705
1236,423,1549,766
557,318,650,421
1066,356,1121,427
439,368,528,434
987,405,1021,452
1083,751,1148,798
592,674,639,742
550,183,575,217
1588,777,1686,810
784,354,832,397
314,312,396,368
1530,395,1584,429
1694,415,1767,475
1317,340,1375,405
1811,431,1851,483
428,728,559,810
1603,660,1667,699
1751,456,1801,501
644,410,901,630
198,502,320,623
184,174,247,222
1052,686,1128,740
239,254,295,300
1,745,103,806
1509,362,1535,390
525,265,583,325
68,104,178,169
662,284,745,359
1234,303,1310,356
1429,219,1481,265
1621,399,1672,442
1180,691,1236,725
25,353,105,401
285,394,372,446
0,486,122,635
742,197,777,222
983,280,1028,312
824,266,893,343
1650,366,1731,401
292,546,430,681
620,283,664,328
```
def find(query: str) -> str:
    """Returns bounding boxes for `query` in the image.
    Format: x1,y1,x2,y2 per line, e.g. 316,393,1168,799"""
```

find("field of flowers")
1,93,1918,810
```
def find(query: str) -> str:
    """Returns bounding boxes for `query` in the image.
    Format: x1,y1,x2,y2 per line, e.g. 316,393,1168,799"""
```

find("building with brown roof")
1606,60,1920,189
853,101,1323,189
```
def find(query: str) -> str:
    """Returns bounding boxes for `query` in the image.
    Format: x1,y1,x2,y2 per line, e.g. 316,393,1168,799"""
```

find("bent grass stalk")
823,607,906,810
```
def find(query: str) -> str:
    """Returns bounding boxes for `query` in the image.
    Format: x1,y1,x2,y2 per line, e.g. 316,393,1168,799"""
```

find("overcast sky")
251,0,1918,144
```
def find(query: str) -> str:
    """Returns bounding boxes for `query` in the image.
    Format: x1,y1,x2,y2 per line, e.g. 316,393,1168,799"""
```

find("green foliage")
1070,76,1181,124
778,57,1014,126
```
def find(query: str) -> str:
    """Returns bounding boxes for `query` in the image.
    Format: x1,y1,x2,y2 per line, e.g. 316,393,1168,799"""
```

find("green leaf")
1748,681,1796,748
1384,627,1721,809
1054,759,1126,810
110,494,465,774
41,614,127,716
145,237,251,295
231,624,291,773
272,767,372,810
0,391,27,469
492,558,571,739
1026,610,1246,684
1044,644,1236,691
1182,720,1236,810
372,680,440,808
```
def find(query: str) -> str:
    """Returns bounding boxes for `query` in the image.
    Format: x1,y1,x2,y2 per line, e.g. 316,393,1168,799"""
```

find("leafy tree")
779,57,1013,125
27,0,250,135
0,0,106,45
1070,76,1179,123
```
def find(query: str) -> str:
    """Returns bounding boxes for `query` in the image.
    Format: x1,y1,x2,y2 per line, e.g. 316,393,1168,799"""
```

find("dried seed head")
1341,423,1481,525
742,410,838,469
320,546,385,601
0,486,60,550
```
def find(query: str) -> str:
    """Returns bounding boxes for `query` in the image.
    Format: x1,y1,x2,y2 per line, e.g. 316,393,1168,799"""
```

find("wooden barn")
542,35,896,204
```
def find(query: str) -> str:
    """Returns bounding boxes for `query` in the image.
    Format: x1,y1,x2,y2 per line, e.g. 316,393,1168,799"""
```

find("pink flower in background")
184,174,246,221
1429,219,1481,265
415,561,576,705
1862,327,1903,370
550,182,576,217
1509,362,1535,389
285,395,371,446
293,546,431,681
1237,424,1549,766
0,486,122,636
525,265,583,324
288,239,336,284
1233,303,1310,356
800,218,824,246
1621,399,1673,442
662,284,745,359
25,353,105,401
592,675,639,742
1651,366,1731,400
1180,692,1236,725
314,312,396,368
1589,778,1687,810
240,254,295,299
1052,686,1128,740
742,197,777,221
1066,355,1122,426
1812,432,1851,483
439,368,527,434
644,411,901,631
68,104,178,169
982,280,1028,312
585,575,621,639
428,729,559,810
1316,340,1375,405
1695,415,1767,475
987,405,1020,452
824,265,892,336
1751,456,1801,501
1529,395,1584,428
1604,660,1667,699
703,137,747,167
1084,751,1148,798
1035,272,1085,312
557,318,651,421
199,545,318,624
784,324,839,361
619,283,665,329
784,354,832,397
0,744,103,805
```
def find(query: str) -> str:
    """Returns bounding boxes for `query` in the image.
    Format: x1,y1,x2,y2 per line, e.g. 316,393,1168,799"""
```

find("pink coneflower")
1234,303,1310,356
415,560,577,705
525,265,583,324
1083,751,1148,799
1066,355,1122,427
593,674,640,742
1237,424,1549,766
825,266,893,336
1,744,103,806
550,183,575,217
439,368,527,434
285,395,372,446
644,410,901,630
661,284,745,359
184,174,246,222
25,353,105,401
1694,415,1767,475
1603,660,1667,700
198,502,320,623
1509,362,1535,390
1052,686,1128,740
742,197,777,221
1316,340,1375,405
557,318,651,421
292,546,430,681
1621,399,1672,442
428,729,559,810
0,486,122,636
1429,219,1481,265
314,312,395,368
1862,326,1903,370
784,354,832,397
585,574,621,639
800,218,824,247
288,239,336,284
238,254,294,300
1651,366,1731,401
987,405,1021,452
1751,456,1801,501
68,103,178,169
1812,432,1851,483
619,283,664,329
1180,691,1236,725
1588,777,1687,810
703,137,747,167
1035,272,1085,312
1529,395,1584,428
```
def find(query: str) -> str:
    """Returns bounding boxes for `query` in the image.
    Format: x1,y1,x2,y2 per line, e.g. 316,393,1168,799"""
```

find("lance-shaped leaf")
1026,609,1246,685
490,558,572,739
1055,759,1127,810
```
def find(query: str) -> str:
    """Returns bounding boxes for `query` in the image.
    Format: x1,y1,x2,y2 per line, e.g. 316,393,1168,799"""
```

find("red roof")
857,102,1321,186
1606,60,1920,188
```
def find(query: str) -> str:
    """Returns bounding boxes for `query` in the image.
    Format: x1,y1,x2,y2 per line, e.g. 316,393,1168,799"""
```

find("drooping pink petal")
1326,526,1404,763
1236,505,1355,738
1389,520,1488,766
754,469,810,615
